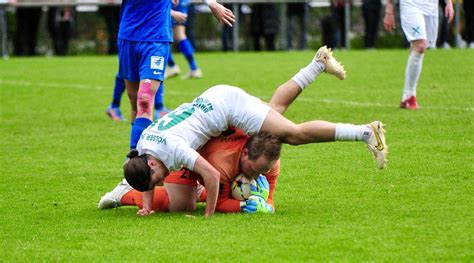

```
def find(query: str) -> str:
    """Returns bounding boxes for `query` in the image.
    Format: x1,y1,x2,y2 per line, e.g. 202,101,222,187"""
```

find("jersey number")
156,106,195,131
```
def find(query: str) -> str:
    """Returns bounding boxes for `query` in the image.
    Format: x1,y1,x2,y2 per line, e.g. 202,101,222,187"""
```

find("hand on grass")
137,208,155,216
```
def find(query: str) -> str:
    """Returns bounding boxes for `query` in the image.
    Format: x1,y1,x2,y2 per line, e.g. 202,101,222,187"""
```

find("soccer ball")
231,173,257,201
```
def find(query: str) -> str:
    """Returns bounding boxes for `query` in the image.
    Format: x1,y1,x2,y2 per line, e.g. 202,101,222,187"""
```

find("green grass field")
1,49,473,261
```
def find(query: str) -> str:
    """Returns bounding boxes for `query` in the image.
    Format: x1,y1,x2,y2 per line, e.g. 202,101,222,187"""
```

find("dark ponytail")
123,150,152,192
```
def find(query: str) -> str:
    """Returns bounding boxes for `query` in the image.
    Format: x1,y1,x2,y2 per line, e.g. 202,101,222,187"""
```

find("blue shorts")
172,0,190,26
117,39,171,82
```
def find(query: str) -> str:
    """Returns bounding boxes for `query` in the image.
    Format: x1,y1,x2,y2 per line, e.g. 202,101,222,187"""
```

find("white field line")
297,98,474,112
1,79,473,112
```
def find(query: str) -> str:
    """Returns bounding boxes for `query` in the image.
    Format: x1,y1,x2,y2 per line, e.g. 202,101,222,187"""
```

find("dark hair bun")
126,149,139,158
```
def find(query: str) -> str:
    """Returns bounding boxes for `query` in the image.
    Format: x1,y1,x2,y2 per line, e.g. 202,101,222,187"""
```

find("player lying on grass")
123,46,388,217
99,129,280,214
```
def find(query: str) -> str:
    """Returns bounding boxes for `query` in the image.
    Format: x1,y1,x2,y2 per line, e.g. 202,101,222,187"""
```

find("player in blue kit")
117,0,173,149
106,10,188,122
118,0,235,150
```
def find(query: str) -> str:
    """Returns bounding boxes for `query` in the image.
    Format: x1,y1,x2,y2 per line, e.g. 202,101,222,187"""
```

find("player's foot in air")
400,96,419,110
366,121,388,169
154,107,171,120
315,45,346,80
165,65,181,79
183,68,203,79
98,179,133,209
106,104,126,121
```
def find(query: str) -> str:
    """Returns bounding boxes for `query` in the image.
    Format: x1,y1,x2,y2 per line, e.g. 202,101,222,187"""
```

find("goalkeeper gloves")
240,195,274,214
249,175,270,201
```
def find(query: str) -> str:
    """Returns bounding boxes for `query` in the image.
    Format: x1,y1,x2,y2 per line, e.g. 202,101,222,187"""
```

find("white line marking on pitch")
1,79,472,112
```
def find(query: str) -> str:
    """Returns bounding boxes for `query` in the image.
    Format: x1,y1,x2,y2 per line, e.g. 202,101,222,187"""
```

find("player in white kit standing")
383,0,453,109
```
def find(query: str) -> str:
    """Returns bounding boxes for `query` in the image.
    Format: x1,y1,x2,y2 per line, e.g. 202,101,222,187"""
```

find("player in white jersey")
124,46,388,217
383,0,453,109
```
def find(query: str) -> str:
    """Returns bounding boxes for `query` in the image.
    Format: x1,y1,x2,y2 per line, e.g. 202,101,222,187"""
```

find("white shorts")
201,85,271,135
400,8,438,47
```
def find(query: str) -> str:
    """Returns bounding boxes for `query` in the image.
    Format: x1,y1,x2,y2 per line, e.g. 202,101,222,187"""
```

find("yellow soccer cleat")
366,121,388,169
315,45,346,80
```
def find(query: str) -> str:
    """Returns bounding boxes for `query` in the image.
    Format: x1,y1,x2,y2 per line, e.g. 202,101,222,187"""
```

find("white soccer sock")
291,61,325,90
402,50,424,101
335,123,372,143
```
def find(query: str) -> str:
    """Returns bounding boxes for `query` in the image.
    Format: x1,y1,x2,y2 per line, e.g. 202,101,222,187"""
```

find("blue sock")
168,53,175,67
154,82,164,111
130,117,152,149
111,75,125,108
179,39,197,71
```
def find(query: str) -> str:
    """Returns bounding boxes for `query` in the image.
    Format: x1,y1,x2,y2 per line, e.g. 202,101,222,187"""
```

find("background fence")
0,0,468,57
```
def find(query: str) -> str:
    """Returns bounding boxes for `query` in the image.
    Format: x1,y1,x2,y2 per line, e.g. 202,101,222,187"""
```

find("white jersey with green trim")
136,85,270,171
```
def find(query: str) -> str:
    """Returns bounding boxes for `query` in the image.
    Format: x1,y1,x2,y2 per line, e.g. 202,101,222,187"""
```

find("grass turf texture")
0,50,473,261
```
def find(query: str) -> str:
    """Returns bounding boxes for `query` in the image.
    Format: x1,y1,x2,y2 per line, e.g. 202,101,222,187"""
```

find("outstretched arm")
193,156,220,217
137,189,155,216
204,0,235,26
383,0,396,32
444,0,454,23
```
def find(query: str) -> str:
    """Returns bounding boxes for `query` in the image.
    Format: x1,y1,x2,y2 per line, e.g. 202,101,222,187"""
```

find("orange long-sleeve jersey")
165,128,280,213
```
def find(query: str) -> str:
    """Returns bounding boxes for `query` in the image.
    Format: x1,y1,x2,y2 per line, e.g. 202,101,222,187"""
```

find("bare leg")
268,46,345,115
268,80,302,115
165,183,197,212
128,79,161,149
136,79,161,120
173,25,186,42
125,80,138,123
260,108,388,169
260,109,336,144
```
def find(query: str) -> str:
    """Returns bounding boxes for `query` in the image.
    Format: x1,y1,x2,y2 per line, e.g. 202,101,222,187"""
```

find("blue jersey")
172,0,190,26
118,0,172,42
172,0,190,14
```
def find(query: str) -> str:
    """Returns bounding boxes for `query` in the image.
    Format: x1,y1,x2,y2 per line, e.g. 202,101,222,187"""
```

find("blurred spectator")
437,0,451,49
14,7,41,56
166,0,202,79
286,2,308,50
250,4,278,51
47,7,75,56
221,4,233,51
362,0,381,49
222,4,248,51
321,13,337,49
464,0,474,48
331,0,352,49
0,2,7,57
221,23,232,51
98,5,120,54
185,3,196,48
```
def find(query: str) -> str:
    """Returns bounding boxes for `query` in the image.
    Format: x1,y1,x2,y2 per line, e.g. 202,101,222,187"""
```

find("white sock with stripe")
335,123,372,143
402,50,424,101
291,61,325,90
